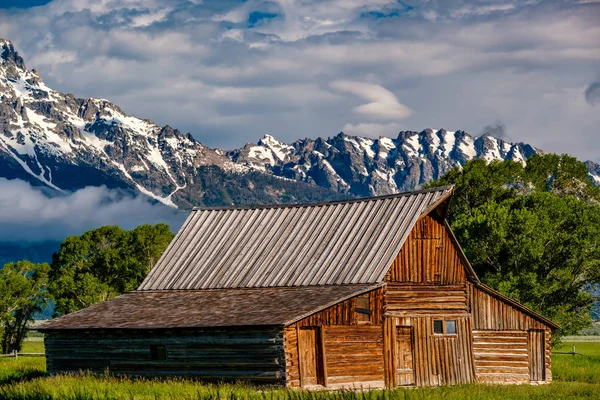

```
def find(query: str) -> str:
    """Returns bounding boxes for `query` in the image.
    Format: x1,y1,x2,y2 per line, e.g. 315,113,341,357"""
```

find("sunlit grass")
0,341,598,399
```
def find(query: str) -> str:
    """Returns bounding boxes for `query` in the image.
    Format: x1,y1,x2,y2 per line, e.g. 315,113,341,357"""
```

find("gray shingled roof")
37,284,381,330
138,186,453,291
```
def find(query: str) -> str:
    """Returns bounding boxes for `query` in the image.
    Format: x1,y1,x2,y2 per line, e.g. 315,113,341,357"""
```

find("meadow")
1,341,599,400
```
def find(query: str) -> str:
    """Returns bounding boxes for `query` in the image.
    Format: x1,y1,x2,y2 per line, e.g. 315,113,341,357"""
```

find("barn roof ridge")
139,186,454,290
192,185,455,211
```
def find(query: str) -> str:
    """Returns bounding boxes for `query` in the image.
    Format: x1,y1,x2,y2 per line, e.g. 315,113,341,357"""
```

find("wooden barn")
38,186,558,388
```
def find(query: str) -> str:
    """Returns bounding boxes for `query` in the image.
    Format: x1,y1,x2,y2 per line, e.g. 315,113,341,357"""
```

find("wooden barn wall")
469,284,552,383
468,283,547,331
283,327,301,387
385,284,468,316
383,316,475,387
472,330,529,383
283,325,384,388
44,328,286,384
323,326,384,385
382,211,476,387
385,214,466,284
284,288,384,388
296,288,384,327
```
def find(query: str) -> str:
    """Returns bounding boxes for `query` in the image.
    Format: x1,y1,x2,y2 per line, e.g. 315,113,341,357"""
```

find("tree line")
1,153,599,351
0,224,174,354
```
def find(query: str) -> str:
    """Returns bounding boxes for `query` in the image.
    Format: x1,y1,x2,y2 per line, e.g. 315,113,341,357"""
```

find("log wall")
472,330,529,383
385,284,468,316
44,328,286,384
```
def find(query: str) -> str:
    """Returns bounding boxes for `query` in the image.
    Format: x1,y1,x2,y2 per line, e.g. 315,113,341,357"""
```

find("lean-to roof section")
138,186,454,290
37,284,382,330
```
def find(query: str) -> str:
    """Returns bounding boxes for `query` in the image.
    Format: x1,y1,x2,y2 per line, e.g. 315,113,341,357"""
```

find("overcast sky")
0,0,599,163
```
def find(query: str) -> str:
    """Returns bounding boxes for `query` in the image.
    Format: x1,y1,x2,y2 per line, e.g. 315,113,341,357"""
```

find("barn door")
298,328,324,387
528,330,545,382
396,326,415,386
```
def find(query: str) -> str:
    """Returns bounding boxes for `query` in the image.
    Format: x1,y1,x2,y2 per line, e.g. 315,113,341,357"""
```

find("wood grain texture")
469,284,548,331
472,330,530,384
283,327,300,387
385,214,466,284
385,284,468,316
297,288,384,327
322,326,384,385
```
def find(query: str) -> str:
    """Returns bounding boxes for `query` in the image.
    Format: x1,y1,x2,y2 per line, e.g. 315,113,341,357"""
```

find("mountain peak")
258,133,279,145
0,38,26,71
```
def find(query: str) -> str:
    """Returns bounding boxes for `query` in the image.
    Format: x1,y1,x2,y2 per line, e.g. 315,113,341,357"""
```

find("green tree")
49,223,174,316
0,261,50,353
428,154,600,339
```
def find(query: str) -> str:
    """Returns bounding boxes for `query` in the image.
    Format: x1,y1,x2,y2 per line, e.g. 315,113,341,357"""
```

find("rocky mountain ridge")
1,38,599,208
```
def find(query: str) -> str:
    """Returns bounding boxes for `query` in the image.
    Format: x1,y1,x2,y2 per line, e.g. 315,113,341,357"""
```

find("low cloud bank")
0,178,188,242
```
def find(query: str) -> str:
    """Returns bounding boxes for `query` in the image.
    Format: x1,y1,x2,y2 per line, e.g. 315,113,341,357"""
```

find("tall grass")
1,342,599,400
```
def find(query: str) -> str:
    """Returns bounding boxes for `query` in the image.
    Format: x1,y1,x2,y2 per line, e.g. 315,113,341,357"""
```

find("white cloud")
0,179,187,242
0,0,598,162
330,80,414,120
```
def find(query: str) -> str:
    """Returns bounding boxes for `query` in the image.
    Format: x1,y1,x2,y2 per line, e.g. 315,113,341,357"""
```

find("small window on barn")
355,293,372,324
433,320,443,334
446,320,457,335
150,345,167,360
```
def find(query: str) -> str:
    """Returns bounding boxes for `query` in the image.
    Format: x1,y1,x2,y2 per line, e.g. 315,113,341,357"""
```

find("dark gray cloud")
481,121,508,140
0,178,188,243
585,82,600,106
0,0,598,161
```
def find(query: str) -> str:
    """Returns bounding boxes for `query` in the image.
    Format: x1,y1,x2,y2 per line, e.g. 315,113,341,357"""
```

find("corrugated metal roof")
138,186,453,290
37,284,381,330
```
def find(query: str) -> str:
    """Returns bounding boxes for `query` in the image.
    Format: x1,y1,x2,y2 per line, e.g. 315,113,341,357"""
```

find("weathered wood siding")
383,316,475,387
45,328,286,384
296,288,384,327
284,326,301,387
472,330,529,383
323,326,384,385
382,213,475,387
469,284,552,383
284,288,385,388
385,214,466,284
385,284,468,316
469,284,548,331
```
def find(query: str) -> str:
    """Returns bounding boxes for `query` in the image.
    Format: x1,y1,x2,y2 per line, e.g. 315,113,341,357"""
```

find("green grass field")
1,341,599,400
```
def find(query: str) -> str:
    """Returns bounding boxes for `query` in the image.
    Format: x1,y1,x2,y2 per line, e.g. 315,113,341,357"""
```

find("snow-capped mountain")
0,39,342,207
1,38,598,208
229,130,540,197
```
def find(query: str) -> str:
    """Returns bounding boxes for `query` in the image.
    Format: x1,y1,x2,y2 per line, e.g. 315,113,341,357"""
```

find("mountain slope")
1,38,598,208
0,39,343,207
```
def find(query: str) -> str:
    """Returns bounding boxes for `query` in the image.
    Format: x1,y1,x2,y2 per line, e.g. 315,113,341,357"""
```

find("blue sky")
0,0,52,8
0,0,599,162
